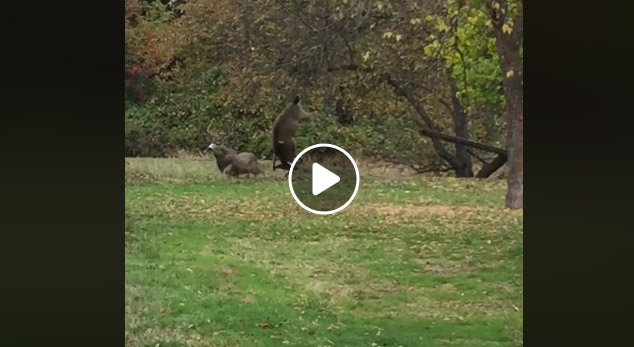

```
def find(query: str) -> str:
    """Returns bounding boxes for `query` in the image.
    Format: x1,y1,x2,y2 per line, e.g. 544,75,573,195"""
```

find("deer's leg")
272,152,276,170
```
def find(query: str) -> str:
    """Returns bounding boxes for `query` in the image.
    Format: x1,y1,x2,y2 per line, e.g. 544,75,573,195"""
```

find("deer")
205,119,261,178
272,95,320,174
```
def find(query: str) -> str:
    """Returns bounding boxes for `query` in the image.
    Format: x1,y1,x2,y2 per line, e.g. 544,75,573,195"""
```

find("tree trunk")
489,0,523,209
449,76,474,177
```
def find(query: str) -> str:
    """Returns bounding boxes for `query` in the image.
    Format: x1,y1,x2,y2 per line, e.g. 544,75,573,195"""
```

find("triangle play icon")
312,163,340,195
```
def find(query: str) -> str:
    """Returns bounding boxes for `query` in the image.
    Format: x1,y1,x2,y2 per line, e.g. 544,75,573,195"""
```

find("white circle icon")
288,144,360,215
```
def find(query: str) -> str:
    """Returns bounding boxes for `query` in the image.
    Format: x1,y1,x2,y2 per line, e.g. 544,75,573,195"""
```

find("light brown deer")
205,119,261,178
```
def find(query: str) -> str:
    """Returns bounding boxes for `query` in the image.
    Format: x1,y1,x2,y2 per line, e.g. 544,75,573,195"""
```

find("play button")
288,144,360,215
312,163,340,195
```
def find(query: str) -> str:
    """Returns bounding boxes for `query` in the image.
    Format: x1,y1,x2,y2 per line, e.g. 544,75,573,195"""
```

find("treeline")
125,0,523,189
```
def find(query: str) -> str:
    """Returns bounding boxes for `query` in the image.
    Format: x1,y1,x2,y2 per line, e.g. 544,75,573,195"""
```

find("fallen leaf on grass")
258,322,281,329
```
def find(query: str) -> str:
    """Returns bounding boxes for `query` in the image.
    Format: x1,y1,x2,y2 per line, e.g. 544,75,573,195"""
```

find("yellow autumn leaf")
425,15,435,22
423,40,440,56
395,34,402,42
383,31,393,39
362,51,370,62
410,18,421,25
502,20,514,34
493,2,501,9
377,1,383,10
437,20,450,32
506,70,514,78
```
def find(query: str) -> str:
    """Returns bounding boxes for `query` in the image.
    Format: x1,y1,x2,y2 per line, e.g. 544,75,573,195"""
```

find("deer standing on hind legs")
272,95,320,177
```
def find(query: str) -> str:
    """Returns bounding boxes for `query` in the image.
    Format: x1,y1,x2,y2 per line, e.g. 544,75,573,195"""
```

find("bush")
125,68,442,172
125,70,225,157
126,91,444,174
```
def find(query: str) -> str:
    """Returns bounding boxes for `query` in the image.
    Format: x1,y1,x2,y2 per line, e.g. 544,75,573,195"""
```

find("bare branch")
476,154,507,178
277,0,319,34
337,31,356,65
467,148,489,164
418,128,507,155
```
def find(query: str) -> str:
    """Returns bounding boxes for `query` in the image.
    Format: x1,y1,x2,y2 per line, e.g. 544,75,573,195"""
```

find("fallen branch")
467,149,489,164
418,128,507,155
476,154,507,179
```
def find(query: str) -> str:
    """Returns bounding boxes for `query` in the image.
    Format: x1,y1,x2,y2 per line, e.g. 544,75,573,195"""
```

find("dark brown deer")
272,96,319,172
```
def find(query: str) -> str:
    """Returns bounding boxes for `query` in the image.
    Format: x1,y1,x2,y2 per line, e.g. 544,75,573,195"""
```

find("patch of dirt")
365,203,464,217
304,265,403,304
306,280,356,301
355,159,424,178
350,203,521,228
404,298,511,320
443,301,510,315
423,263,462,276
436,283,457,292
217,265,238,276
126,326,217,347
494,283,517,294
240,295,257,303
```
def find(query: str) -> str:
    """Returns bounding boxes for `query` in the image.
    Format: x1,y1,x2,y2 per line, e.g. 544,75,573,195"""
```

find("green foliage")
124,0,521,174
125,69,225,156
424,6,504,114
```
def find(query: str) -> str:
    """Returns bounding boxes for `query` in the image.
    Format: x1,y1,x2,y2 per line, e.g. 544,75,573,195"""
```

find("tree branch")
475,154,507,178
382,74,462,169
418,128,507,155
326,64,488,174
467,148,489,164
277,0,319,34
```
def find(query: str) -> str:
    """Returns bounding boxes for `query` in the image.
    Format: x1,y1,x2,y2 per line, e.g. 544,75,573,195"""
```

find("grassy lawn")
125,158,523,347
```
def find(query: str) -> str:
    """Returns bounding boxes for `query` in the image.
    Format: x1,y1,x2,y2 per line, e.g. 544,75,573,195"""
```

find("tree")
485,0,523,208
125,0,519,189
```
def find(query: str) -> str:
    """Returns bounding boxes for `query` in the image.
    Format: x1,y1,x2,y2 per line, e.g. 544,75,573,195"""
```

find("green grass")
125,158,523,347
